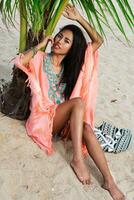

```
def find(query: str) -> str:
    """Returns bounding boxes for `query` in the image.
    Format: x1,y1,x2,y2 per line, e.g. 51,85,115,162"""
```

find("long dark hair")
55,24,87,100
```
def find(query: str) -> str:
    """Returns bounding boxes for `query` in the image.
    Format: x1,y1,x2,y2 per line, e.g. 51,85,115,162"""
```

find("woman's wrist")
77,14,86,25
30,40,47,58
36,42,44,50
30,36,52,57
30,46,38,58
31,43,44,56
37,36,51,50
76,14,84,23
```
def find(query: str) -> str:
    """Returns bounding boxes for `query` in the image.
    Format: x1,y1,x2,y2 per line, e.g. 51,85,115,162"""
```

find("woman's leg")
52,97,90,184
83,123,125,200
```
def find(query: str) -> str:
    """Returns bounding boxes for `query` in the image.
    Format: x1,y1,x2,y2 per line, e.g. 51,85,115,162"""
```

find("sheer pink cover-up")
13,43,98,155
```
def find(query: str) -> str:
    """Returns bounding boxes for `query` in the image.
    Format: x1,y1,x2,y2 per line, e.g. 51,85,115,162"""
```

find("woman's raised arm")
63,4,104,53
21,36,53,66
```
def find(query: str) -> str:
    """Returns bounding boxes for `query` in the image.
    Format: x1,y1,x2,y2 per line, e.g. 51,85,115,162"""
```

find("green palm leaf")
45,0,69,36
72,0,133,43
0,0,134,49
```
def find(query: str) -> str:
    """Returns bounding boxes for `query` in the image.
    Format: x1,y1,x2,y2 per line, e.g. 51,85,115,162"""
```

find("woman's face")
52,29,73,55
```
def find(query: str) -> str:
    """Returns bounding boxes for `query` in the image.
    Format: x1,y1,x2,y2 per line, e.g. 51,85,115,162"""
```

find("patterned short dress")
43,53,66,105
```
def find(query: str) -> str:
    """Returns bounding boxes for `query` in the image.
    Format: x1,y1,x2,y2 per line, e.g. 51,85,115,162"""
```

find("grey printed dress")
43,53,66,105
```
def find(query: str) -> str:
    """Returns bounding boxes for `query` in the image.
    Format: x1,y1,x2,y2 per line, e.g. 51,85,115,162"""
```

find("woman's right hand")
63,4,82,21
37,35,54,49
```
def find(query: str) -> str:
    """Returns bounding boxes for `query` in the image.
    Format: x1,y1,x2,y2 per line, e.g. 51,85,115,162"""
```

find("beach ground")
0,4,134,200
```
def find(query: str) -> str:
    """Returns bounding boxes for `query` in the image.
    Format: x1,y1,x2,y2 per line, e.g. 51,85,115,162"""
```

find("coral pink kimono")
13,43,98,155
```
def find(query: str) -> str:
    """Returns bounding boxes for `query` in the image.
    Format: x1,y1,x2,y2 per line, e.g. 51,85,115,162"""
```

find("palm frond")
0,0,133,44
72,0,134,43
0,0,19,27
45,0,69,36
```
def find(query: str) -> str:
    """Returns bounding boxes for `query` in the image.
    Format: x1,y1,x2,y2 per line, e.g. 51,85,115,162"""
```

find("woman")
14,4,125,200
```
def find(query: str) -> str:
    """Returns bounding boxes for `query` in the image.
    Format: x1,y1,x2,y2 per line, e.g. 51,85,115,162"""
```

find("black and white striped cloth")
94,121,132,153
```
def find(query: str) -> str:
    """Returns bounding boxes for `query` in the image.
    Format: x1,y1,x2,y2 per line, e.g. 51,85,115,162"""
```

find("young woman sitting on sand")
14,4,125,200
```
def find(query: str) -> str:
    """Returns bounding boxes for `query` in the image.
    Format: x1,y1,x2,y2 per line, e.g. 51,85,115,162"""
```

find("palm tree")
0,0,133,52
0,0,133,119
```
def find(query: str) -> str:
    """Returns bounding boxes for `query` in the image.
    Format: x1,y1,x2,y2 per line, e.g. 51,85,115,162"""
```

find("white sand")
0,2,134,200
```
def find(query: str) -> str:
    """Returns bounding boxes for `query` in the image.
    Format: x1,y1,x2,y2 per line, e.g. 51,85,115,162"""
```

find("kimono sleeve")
81,42,99,129
12,51,46,77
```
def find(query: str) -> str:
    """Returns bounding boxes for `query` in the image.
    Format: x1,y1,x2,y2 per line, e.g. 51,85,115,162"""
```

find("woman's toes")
102,180,125,200
82,180,86,185
85,180,88,185
70,159,90,185
88,179,91,185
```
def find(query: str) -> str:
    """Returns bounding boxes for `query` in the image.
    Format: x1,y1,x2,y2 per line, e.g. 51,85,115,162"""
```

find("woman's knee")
83,123,94,137
73,97,85,111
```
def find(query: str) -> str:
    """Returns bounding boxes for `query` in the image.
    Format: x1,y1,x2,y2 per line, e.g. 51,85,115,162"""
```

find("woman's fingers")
65,4,78,15
48,36,54,43
65,4,73,11
66,3,74,9
63,4,81,21
40,35,54,47
48,36,54,46
62,11,68,17
63,7,75,19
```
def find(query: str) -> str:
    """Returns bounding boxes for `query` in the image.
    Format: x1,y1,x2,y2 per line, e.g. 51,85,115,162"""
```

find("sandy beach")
0,2,134,200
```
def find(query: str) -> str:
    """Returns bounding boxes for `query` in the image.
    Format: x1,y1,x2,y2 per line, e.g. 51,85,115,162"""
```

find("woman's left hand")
63,4,81,21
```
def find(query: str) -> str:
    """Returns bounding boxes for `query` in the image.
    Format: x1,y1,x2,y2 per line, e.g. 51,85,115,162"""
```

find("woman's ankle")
72,154,84,163
103,175,117,188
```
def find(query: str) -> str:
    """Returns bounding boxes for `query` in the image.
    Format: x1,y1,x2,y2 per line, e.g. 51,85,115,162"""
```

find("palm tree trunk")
19,0,27,53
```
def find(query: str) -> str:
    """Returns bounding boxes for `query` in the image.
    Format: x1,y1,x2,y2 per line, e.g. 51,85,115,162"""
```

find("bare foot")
102,180,125,200
70,158,90,185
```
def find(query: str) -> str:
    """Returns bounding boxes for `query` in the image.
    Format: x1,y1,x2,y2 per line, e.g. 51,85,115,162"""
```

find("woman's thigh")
56,121,93,141
52,97,84,135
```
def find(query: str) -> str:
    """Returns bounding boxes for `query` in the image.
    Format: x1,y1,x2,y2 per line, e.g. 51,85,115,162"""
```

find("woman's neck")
51,53,65,67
